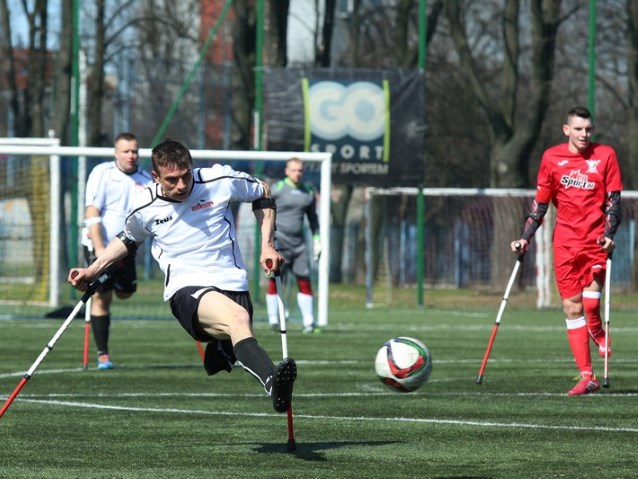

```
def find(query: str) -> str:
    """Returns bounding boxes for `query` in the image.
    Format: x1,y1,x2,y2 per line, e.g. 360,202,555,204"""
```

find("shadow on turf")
252,441,399,461
253,442,494,477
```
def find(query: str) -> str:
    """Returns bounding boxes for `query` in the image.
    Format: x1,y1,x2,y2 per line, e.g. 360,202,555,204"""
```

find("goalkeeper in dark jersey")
267,157,322,334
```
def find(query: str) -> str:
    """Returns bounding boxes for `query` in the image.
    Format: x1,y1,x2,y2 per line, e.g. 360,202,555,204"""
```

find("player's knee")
231,306,251,331
562,297,584,318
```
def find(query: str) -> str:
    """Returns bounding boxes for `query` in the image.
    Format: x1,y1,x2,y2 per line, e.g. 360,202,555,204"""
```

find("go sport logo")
306,80,389,163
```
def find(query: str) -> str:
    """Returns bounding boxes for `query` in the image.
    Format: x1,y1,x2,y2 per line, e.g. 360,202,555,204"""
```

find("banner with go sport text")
263,68,425,186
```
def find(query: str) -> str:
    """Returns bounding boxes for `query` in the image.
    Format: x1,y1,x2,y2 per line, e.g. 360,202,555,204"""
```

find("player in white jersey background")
266,157,322,334
82,132,153,369
69,138,297,413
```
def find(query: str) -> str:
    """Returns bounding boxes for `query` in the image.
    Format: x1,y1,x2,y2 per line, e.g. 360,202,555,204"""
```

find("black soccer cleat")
271,357,297,413
203,340,236,376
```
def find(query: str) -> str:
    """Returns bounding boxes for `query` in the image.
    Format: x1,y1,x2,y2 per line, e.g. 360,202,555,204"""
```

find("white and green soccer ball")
374,336,432,393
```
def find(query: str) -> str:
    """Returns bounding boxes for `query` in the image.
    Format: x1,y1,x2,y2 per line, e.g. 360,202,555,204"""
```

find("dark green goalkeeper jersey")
271,178,320,249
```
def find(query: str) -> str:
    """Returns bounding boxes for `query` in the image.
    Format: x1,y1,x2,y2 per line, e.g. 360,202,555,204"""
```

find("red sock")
583,291,602,337
566,317,592,378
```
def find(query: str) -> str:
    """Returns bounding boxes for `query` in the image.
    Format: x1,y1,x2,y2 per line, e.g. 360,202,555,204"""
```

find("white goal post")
0,142,332,325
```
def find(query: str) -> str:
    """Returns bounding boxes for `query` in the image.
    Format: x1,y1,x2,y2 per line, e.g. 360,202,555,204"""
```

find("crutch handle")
265,259,280,278
80,271,112,302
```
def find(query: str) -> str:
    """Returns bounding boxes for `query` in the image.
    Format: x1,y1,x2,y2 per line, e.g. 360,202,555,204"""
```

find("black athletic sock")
91,314,110,355
233,337,276,390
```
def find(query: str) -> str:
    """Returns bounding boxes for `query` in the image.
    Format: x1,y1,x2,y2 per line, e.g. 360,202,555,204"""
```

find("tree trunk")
26,0,48,137
316,0,335,67
50,0,73,143
0,0,24,135
264,0,288,67
231,0,255,150
87,0,107,145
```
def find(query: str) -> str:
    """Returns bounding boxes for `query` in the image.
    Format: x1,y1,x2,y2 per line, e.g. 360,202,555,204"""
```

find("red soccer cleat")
568,376,600,396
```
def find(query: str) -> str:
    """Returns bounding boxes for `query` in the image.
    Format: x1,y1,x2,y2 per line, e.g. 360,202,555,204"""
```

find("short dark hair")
114,132,137,144
567,106,592,121
151,138,193,175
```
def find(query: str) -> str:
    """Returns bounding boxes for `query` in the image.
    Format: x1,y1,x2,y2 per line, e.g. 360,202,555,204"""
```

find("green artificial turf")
1,299,637,478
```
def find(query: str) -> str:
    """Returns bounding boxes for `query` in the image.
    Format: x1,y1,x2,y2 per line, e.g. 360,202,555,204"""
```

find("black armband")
252,197,277,211
604,191,621,239
521,201,549,242
116,231,138,256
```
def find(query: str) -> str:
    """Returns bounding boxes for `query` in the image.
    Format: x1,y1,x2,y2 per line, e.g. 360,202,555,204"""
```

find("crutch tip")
286,438,297,452
603,379,610,388
475,376,483,385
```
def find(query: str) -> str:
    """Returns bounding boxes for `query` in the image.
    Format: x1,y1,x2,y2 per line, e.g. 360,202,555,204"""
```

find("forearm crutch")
603,252,613,388
82,298,92,370
266,246,296,453
476,244,524,384
1,270,113,419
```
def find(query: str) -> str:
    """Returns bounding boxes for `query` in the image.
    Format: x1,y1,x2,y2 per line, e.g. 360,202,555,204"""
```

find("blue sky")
7,0,60,48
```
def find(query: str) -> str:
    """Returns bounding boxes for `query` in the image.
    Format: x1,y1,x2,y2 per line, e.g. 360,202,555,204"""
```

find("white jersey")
82,161,153,248
124,164,264,301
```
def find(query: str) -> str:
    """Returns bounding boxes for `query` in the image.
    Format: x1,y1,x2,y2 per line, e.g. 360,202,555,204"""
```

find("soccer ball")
374,336,432,393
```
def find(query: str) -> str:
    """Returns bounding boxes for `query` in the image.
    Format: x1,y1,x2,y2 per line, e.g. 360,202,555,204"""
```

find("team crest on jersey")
586,159,600,173
192,199,215,212
560,170,595,190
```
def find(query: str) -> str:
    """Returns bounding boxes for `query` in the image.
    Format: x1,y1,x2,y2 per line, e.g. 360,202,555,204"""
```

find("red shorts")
553,242,607,299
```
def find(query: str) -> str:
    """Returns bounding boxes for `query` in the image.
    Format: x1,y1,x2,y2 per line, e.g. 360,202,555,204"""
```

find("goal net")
0,137,62,309
365,187,638,311
0,140,332,325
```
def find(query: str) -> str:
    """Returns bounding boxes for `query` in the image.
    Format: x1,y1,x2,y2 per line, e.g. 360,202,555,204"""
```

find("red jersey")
535,142,623,244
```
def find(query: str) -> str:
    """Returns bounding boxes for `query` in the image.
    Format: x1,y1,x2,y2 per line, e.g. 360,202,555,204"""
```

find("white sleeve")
199,164,263,202
124,211,149,242
84,168,105,210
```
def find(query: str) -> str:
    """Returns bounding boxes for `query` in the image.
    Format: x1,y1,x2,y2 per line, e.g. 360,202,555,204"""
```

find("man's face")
114,139,139,173
563,116,593,154
285,161,304,185
152,164,193,201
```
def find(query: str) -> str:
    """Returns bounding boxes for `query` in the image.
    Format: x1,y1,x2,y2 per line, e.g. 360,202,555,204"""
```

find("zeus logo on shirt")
560,170,595,190
155,215,173,225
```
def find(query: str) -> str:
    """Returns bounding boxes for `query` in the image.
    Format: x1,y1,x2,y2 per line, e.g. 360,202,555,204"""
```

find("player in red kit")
511,106,623,396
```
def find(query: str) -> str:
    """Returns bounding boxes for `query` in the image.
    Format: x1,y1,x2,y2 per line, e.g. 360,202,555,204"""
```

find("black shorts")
278,243,311,278
169,286,253,342
83,246,137,294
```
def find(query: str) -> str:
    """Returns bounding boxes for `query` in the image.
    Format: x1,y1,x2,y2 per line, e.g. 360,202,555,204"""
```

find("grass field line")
4,354,638,379
326,323,638,333
7,397,638,434
9,389,638,399
5,320,638,335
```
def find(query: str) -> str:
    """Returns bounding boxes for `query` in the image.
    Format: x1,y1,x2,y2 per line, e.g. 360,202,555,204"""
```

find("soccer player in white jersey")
82,132,153,370
69,138,296,413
